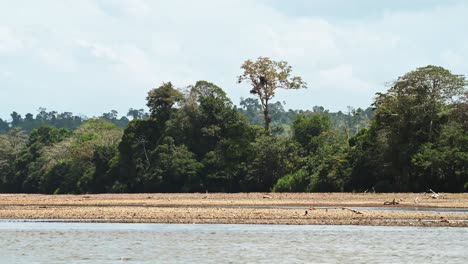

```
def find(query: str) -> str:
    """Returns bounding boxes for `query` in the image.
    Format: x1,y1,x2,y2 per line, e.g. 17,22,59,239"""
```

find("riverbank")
1,193,467,227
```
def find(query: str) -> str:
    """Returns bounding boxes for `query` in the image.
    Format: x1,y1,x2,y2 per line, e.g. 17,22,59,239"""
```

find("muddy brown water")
1,222,467,263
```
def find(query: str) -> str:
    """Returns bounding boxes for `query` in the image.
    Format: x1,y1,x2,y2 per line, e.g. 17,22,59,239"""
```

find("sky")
1,0,468,119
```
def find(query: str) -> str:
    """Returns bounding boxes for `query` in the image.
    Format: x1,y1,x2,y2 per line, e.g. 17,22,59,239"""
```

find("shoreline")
1,193,467,227
3,218,468,228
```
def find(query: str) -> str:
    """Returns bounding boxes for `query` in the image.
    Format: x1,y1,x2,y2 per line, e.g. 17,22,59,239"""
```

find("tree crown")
238,57,307,101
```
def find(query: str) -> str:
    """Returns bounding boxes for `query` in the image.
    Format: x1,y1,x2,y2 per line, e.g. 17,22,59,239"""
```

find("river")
0,222,467,263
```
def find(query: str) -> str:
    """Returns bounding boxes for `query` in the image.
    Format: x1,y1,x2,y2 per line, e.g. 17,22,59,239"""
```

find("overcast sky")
1,0,468,119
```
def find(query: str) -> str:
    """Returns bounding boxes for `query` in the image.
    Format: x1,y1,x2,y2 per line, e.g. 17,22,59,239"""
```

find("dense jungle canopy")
1,63,467,194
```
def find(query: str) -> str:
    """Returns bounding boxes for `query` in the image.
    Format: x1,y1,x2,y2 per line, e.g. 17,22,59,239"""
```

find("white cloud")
0,27,25,55
109,0,150,18
0,0,468,117
440,40,468,73
77,40,196,88
78,41,119,62
318,65,371,92
37,49,78,72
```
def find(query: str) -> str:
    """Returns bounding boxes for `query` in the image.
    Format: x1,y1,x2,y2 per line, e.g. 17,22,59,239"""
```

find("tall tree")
247,135,303,191
144,136,203,192
292,114,331,154
412,121,468,191
238,57,306,132
0,128,27,169
10,112,23,127
0,118,9,134
127,108,147,120
16,126,71,193
41,119,122,193
0,128,28,191
373,65,467,191
147,82,183,121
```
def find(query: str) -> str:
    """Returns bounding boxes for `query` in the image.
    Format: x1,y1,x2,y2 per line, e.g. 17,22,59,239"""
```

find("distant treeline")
0,108,146,134
0,65,467,194
0,103,372,137
236,98,374,137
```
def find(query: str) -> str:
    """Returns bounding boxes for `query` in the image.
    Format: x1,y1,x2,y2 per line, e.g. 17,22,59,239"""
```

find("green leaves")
35,120,124,193
144,137,203,192
292,114,331,153
2,64,467,194
411,122,468,191
146,82,183,120
248,135,304,191
371,65,468,191
0,128,27,168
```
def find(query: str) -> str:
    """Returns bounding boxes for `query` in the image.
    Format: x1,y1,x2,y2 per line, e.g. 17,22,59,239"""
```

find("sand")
1,193,467,227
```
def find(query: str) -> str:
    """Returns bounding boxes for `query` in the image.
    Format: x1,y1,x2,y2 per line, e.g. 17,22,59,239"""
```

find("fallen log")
440,217,451,224
423,189,441,199
383,198,399,205
429,189,440,199
341,207,363,215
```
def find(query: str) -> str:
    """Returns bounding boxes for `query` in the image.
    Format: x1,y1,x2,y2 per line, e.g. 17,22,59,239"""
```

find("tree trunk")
263,100,271,133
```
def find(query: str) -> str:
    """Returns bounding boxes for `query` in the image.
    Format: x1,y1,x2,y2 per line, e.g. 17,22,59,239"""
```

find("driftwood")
440,217,451,224
429,189,440,199
383,198,399,205
262,195,273,199
423,189,441,199
341,207,363,214
305,207,363,215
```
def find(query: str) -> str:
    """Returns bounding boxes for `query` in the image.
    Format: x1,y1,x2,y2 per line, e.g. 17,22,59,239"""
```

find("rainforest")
1,61,467,194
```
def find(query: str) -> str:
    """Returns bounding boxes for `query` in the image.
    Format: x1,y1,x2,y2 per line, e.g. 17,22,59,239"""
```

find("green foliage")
144,137,203,192
10,126,71,193
0,129,27,168
89,145,119,193
305,142,351,192
1,64,467,194
109,118,162,192
0,128,28,192
372,65,467,191
411,122,468,191
0,108,138,135
247,135,304,191
100,110,130,128
0,118,9,134
147,82,183,120
276,113,352,193
345,125,385,191
34,120,123,193
273,169,309,192
104,80,258,193
292,114,331,153
237,98,374,138
127,108,147,120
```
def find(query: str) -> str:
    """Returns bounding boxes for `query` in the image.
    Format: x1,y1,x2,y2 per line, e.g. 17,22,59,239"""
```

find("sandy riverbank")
1,193,467,227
